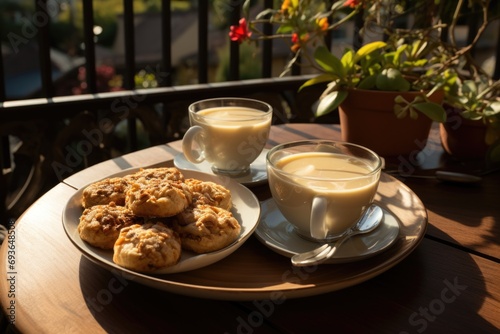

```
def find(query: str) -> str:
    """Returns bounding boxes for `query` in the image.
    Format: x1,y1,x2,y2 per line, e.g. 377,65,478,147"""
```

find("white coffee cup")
182,97,272,176
266,140,382,242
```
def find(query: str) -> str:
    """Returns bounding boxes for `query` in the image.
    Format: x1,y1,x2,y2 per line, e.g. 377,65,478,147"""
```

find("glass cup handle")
310,196,328,239
182,125,206,164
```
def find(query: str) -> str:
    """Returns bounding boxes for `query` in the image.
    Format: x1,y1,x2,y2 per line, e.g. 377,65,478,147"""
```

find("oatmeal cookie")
184,178,232,210
113,222,182,272
78,202,142,249
171,204,241,254
81,177,129,208
125,178,191,217
125,167,185,183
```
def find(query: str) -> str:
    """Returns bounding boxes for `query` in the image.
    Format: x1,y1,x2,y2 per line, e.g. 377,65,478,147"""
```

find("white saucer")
174,149,269,186
255,198,400,264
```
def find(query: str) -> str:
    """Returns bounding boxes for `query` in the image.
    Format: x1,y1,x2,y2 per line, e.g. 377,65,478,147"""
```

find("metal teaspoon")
291,204,384,267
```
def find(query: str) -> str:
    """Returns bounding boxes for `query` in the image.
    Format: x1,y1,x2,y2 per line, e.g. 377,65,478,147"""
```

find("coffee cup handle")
310,196,328,239
182,125,206,164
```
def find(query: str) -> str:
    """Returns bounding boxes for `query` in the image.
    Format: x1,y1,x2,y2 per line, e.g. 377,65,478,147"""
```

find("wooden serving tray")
66,172,426,301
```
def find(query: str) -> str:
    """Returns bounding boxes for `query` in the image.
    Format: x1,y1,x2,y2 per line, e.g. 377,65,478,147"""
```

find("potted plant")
441,72,500,162
301,36,452,156
434,0,500,165
231,0,494,157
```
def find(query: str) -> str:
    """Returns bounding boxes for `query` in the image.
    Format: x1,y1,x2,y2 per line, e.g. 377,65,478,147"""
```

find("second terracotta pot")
439,106,489,160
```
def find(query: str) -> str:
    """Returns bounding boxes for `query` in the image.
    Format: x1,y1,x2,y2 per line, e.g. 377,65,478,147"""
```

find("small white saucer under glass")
255,198,401,264
174,149,269,186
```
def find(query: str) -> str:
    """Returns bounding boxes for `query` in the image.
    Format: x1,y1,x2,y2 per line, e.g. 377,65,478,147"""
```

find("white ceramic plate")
173,149,269,186
62,169,261,274
255,198,400,264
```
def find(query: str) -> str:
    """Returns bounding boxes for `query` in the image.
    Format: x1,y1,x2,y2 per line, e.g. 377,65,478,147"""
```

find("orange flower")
291,32,309,53
229,18,252,43
281,0,291,12
281,0,300,15
316,17,329,31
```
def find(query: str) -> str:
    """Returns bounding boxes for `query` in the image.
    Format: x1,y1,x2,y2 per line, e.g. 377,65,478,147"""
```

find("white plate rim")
62,168,261,275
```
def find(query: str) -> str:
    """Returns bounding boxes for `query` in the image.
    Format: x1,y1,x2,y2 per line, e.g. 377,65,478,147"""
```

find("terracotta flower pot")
338,88,444,157
439,106,489,160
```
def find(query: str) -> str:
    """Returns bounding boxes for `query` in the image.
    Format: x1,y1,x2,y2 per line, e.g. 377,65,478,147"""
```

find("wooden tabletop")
1,123,499,333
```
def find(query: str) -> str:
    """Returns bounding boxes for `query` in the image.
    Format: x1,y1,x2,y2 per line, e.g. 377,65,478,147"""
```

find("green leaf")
314,90,348,117
411,59,428,67
353,41,387,64
299,74,337,91
393,44,407,66
409,108,419,119
383,51,397,66
462,80,478,95
412,40,428,58
357,74,377,89
491,101,500,113
395,107,408,119
314,46,344,76
341,49,354,71
484,102,500,116
375,69,410,91
276,24,294,34
412,102,447,122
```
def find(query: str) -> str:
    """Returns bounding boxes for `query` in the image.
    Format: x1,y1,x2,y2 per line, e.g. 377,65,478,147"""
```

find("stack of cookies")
77,167,241,273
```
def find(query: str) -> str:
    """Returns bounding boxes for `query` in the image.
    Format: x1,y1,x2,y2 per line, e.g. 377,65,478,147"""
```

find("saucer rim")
255,198,401,264
173,149,269,186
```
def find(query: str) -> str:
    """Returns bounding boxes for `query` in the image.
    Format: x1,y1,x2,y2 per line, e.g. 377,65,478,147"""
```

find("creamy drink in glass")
267,140,382,242
183,98,272,176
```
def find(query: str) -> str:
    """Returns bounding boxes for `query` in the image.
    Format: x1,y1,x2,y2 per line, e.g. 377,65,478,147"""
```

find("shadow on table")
77,256,279,333
78,229,496,334
237,236,497,333
402,176,499,252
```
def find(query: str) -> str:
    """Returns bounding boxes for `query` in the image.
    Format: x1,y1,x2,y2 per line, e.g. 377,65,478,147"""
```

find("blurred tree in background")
0,0,195,55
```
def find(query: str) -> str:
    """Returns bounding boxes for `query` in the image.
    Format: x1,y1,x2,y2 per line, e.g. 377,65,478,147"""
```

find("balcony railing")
0,1,326,224
1,1,499,225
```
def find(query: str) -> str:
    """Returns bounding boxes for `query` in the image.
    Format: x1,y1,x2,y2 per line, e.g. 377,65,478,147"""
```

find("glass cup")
182,97,272,176
266,140,382,242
